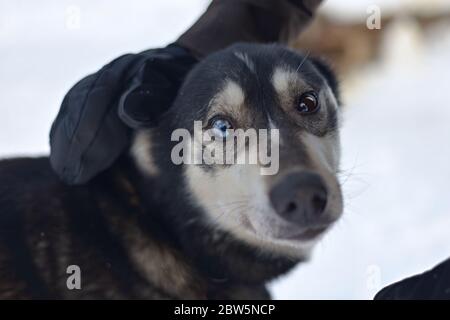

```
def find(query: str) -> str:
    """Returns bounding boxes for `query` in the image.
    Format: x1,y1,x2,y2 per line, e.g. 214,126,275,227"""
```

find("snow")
1,0,450,299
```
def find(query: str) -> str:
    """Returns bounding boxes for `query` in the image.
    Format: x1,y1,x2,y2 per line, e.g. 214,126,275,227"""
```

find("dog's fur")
0,43,342,299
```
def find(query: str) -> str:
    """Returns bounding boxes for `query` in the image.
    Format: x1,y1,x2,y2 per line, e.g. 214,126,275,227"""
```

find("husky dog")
0,43,343,299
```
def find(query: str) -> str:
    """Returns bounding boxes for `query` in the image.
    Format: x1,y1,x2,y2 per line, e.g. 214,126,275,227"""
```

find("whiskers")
295,51,310,73
204,196,253,227
338,156,371,219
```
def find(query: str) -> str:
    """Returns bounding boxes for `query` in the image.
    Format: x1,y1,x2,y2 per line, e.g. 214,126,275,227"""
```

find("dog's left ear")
119,56,194,128
309,57,340,105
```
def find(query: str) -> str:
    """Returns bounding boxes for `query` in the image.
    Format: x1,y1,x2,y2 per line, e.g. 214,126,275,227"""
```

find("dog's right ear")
119,56,193,128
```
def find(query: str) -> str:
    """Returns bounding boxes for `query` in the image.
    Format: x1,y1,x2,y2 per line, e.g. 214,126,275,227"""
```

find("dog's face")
133,44,343,259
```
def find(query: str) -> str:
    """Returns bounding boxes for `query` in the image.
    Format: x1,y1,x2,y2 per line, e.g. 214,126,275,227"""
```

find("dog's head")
129,43,343,261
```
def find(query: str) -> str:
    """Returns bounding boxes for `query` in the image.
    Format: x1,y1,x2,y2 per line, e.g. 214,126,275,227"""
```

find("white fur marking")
272,67,298,94
219,80,245,108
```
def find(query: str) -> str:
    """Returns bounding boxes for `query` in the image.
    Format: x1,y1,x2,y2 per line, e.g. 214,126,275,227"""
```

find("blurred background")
1,0,450,299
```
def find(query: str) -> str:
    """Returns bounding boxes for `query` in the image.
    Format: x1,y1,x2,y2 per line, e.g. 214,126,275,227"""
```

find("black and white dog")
0,43,343,299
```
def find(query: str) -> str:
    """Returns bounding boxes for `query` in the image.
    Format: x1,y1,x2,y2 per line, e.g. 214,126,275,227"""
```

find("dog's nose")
269,171,330,227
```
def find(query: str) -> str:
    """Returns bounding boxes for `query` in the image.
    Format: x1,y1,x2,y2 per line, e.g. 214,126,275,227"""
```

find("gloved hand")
49,44,197,185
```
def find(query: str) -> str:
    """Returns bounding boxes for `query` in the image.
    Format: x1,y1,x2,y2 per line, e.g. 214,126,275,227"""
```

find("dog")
0,43,343,299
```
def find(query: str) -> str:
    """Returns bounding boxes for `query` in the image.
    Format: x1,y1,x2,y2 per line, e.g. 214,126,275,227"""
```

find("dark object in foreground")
375,258,450,300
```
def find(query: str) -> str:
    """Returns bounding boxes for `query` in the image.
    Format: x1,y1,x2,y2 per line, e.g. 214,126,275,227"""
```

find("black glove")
49,44,197,185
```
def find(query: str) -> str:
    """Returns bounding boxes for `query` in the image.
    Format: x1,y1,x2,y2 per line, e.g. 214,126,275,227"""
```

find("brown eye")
297,92,319,114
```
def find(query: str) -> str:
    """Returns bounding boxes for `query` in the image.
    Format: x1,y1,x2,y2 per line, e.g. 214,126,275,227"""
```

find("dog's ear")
119,57,192,128
309,57,340,104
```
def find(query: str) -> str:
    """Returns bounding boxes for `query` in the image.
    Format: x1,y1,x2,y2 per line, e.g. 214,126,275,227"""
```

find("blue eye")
211,118,233,138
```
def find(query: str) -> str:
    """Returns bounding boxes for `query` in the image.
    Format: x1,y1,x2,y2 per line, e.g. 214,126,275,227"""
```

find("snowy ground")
1,0,450,299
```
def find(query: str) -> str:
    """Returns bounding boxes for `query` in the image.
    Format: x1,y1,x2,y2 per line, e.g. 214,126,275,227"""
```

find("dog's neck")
108,156,298,297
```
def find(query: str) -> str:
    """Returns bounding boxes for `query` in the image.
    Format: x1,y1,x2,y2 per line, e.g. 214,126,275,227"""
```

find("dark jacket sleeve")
177,0,322,58
374,258,450,300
